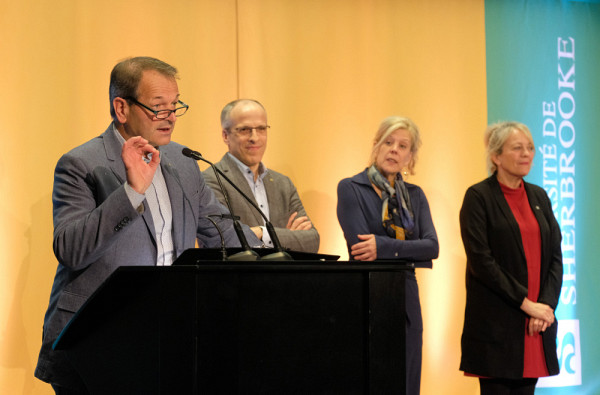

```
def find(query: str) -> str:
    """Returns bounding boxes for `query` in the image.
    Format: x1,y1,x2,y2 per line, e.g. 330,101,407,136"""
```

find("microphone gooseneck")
182,147,292,261
183,148,259,261
205,215,227,261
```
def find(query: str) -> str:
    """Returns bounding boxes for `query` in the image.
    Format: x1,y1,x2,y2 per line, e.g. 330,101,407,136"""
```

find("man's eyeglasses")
125,97,189,119
232,125,270,137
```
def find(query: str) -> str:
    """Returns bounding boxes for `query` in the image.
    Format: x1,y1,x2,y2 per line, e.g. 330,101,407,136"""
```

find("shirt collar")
112,123,126,145
227,152,268,181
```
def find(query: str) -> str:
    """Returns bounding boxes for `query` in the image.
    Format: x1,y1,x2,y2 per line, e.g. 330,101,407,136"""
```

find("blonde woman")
337,116,439,395
459,121,563,394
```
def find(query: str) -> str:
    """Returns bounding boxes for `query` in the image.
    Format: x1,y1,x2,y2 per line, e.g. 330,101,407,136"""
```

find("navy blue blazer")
336,169,439,264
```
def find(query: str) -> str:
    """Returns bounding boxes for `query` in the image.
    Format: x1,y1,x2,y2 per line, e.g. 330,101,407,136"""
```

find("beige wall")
0,0,487,393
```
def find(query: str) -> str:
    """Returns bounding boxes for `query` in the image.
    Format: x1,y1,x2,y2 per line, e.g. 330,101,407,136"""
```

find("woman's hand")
350,234,377,261
527,317,550,336
521,298,554,335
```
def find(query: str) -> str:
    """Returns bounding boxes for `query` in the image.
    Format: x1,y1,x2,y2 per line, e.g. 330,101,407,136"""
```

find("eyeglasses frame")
124,96,189,119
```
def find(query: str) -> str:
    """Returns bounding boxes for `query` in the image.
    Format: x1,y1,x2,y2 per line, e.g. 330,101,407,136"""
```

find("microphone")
183,148,259,261
182,147,203,161
204,215,227,261
182,148,292,261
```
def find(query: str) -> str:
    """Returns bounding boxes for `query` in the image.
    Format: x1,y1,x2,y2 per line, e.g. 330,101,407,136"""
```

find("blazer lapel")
102,125,127,180
263,170,279,222
160,149,185,254
102,125,156,244
220,154,264,224
489,177,527,261
524,183,550,274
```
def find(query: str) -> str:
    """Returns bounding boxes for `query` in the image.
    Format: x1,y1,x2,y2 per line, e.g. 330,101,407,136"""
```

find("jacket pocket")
57,290,88,313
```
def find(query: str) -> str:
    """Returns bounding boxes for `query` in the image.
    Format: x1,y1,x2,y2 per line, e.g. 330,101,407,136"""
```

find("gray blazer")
202,153,320,253
35,125,258,389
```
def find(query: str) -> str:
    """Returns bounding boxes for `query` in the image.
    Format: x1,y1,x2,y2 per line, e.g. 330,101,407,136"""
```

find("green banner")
485,0,600,393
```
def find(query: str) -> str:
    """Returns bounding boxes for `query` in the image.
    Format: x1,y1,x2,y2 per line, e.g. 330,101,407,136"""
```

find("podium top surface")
175,247,340,262
172,248,423,271
173,248,433,268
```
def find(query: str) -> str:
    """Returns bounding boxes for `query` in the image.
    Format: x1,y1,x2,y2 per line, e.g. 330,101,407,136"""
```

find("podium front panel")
54,267,198,394
55,261,409,394
196,270,367,393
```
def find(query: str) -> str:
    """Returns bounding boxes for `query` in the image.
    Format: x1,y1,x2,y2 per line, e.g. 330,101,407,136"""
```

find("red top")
500,181,549,378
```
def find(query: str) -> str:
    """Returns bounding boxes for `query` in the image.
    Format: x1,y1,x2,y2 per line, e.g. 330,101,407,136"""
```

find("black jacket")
459,175,562,379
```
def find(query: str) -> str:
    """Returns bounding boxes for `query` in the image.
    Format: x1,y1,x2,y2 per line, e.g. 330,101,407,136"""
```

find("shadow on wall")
300,189,348,259
0,194,54,394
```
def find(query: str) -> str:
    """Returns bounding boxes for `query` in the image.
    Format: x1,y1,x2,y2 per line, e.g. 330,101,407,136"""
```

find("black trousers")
479,377,538,395
51,383,89,395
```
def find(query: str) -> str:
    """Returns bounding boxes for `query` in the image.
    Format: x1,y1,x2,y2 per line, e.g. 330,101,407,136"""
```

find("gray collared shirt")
227,152,273,247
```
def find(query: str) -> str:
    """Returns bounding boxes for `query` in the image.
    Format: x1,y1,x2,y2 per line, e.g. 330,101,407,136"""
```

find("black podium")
54,252,412,394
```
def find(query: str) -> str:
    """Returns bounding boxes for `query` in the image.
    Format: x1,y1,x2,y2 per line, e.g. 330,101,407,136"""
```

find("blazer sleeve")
337,178,371,247
267,176,320,253
459,186,529,307
537,188,563,310
52,154,142,270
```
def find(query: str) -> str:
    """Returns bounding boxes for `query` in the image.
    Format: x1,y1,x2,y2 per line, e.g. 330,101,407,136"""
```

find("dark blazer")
459,175,563,379
336,169,438,264
202,153,320,253
35,125,258,389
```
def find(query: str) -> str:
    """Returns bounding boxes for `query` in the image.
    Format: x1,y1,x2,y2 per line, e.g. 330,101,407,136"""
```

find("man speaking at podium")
35,57,259,394
203,99,320,253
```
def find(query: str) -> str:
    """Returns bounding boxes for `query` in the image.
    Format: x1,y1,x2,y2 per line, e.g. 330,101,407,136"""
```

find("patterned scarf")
367,165,415,240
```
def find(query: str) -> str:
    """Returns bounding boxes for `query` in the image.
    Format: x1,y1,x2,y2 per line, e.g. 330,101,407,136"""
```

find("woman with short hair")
459,121,563,394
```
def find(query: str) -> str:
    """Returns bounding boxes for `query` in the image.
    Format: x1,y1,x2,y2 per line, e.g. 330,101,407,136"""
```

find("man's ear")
113,97,129,124
222,128,230,145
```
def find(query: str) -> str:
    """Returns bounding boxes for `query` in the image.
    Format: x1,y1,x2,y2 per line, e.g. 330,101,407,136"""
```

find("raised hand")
122,136,160,194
